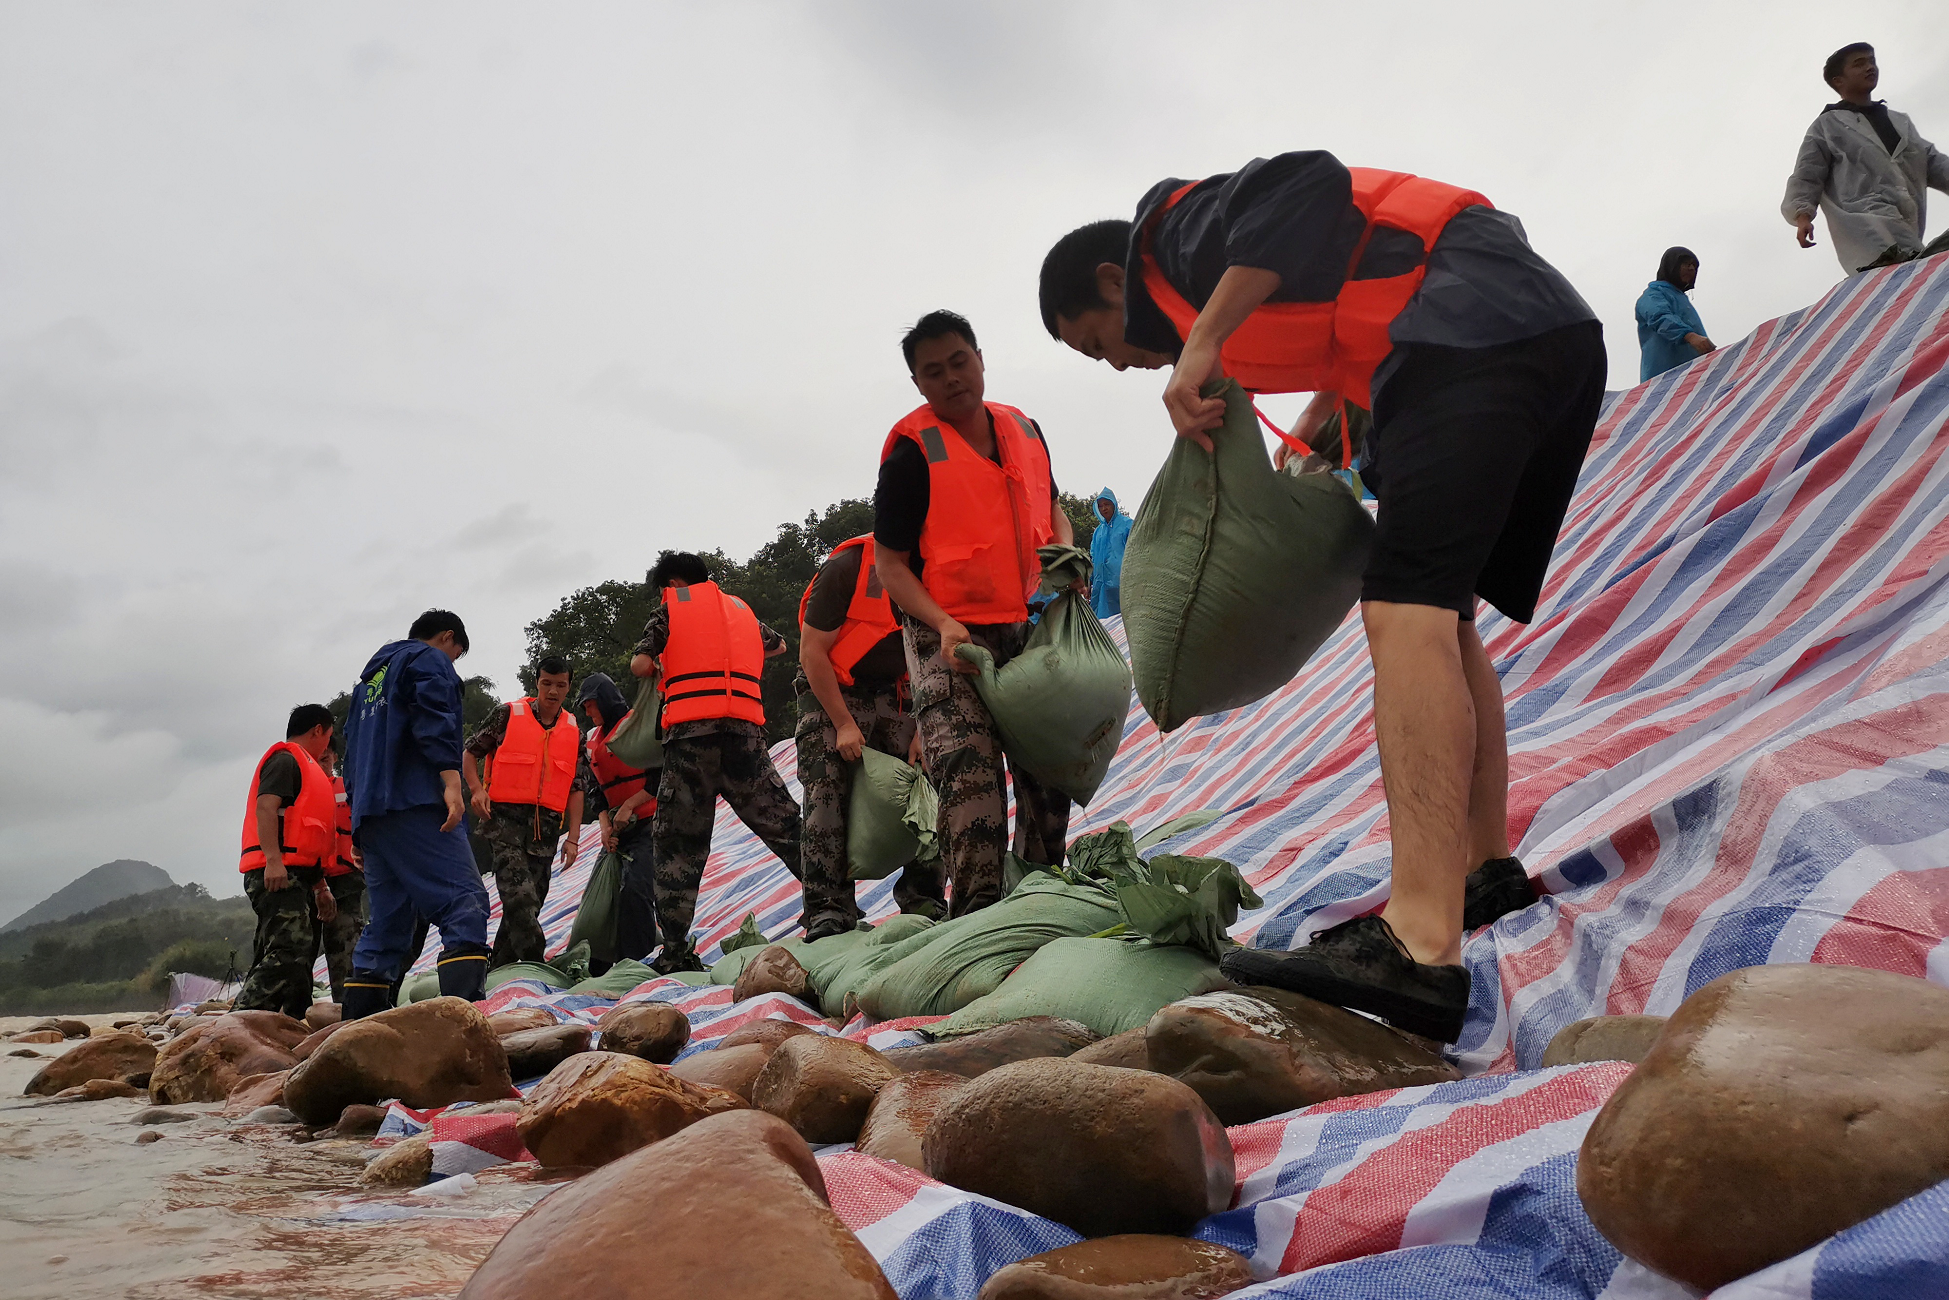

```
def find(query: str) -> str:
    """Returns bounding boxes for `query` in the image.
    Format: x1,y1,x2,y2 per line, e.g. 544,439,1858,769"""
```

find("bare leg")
1458,616,1512,866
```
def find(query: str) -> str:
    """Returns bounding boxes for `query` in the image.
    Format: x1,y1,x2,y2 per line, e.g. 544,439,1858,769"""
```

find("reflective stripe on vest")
877,401,1054,625
587,723,652,810
659,582,768,727
326,773,356,877
797,534,901,688
239,741,337,873
1139,168,1490,409
484,699,580,814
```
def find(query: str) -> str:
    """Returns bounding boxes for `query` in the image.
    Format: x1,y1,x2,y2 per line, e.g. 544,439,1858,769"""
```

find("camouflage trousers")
652,728,801,971
237,865,324,1020
795,682,946,939
479,803,564,967
905,619,1071,918
314,870,368,1005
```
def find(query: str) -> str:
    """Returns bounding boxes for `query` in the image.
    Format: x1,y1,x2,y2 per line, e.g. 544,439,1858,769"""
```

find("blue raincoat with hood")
1088,487,1133,619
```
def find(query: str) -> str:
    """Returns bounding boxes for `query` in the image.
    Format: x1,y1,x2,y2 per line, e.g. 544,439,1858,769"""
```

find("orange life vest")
1139,167,1490,410
587,723,655,815
484,699,580,814
238,741,337,873
878,402,1054,625
660,582,768,727
326,772,356,877
798,534,902,688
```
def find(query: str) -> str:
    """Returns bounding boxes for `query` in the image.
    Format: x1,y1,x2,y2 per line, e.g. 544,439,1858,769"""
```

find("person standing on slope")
314,742,366,1006
235,704,339,1020
1635,247,1715,382
1087,488,1132,619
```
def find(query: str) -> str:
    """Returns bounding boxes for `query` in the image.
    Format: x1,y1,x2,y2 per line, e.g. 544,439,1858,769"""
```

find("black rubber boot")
436,944,491,1002
1463,856,1537,931
1219,915,1471,1042
650,940,708,976
340,974,395,1021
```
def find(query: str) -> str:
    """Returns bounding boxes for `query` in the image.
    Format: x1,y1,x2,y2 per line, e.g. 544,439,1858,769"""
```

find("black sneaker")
1219,915,1471,1042
1463,857,1537,931
650,945,707,976
802,920,854,944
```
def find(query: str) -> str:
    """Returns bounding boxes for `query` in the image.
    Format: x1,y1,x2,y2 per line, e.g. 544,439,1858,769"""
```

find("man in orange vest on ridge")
235,703,340,1019
873,310,1077,919
463,655,592,966
1039,153,1606,1042
628,551,801,973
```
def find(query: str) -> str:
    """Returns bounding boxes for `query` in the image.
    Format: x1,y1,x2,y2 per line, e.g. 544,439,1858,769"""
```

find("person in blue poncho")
1635,247,1715,381
1087,487,1132,618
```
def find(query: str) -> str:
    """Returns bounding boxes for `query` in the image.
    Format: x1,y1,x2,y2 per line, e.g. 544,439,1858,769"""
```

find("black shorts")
1361,320,1607,624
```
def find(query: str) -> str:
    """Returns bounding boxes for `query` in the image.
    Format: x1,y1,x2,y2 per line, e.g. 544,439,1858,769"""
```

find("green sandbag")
708,924,876,987
486,961,572,993
954,545,1132,806
1135,809,1225,850
809,913,939,1015
931,937,1228,1039
395,971,440,1006
604,675,665,770
567,850,625,967
851,874,1123,1021
848,748,942,880
567,958,665,997
1120,379,1374,733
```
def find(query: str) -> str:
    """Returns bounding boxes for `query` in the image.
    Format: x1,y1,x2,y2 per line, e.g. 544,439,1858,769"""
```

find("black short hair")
1039,220,1131,339
648,551,711,588
901,310,978,372
1824,42,1873,87
286,703,335,739
535,655,572,678
408,608,470,653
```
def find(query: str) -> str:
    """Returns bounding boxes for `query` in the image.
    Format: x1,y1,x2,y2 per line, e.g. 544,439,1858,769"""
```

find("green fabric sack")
847,748,942,880
954,544,1132,806
931,936,1228,1039
604,675,665,770
1135,809,1225,850
720,912,769,954
707,921,882,993
395,971,440,1006
567,850,625,967
566,959,665,997
809,913,939,1016
1120,379,1374,733
486,960,574,994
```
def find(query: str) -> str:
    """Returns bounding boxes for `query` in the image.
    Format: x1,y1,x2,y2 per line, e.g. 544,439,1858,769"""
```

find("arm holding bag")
603,675,665,770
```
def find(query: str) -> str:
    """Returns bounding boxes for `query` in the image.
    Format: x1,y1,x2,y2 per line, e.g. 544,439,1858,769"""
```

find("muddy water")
0,1042,558,1300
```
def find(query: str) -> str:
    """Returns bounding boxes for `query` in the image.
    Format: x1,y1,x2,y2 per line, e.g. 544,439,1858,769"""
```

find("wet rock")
132,1107,198,1125
752,1034,901,1144
221,1071,290,1117
9,1048,43,1058
194,999,234,1015
134,1130,162,1145
517,1051,746,1169
331,1103,391,1138
486,1008,557,1036
1146,988,1459,1125
1578,964,1949,1290
361,1132,434,1187
282,996,513,1126
924,1058,1234,1238
242,1104,299,1125
1542,1015,1668,1068
1071,1028,1151,1071
293,1019,350,1062
9,1030,65,1045
27,1017,91,1039
715,1017,817,1052
149,1011,310,1104
594,1003,690,1063
53,1078,146,1100
668,1042,774,1101
23,1030,157,1096
733,945,811,1002
501,1023,592,1080
304,1002,342,1032
884,1018,1099,1078
459,1109,896,1300
977,1236,1255,1299
855,1070,966,1170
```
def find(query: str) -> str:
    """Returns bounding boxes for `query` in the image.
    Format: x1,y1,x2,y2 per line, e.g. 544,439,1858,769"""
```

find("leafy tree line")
0,884,256,1014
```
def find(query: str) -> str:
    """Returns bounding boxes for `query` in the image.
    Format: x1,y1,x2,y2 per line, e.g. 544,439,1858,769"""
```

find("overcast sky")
2,2,1944,919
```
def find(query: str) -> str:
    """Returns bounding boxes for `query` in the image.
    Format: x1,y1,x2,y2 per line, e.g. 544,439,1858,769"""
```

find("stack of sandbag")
846,748,941,880
1120,378,1374,732
931,937,1229,1039
808,913,937,1016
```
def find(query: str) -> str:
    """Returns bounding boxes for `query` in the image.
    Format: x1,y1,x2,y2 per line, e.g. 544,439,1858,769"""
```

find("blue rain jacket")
1088,487,1133,619
340,639,466,828
1636,280,1707,382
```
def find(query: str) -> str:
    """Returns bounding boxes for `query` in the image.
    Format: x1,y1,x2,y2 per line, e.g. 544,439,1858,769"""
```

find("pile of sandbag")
846,747,941,880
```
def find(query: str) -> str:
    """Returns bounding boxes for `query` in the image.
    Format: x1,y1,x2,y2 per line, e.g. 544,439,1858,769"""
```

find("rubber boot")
340,974,395,1021
436,943,491,1003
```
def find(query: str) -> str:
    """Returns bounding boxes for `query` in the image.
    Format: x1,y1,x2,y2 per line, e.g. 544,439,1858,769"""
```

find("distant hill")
2,859,175,933
0,881,255,1015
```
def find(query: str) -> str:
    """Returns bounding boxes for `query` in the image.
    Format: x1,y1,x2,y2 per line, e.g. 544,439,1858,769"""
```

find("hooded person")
1634,247,1714,382
1087,487,1133,619
577,670,662,961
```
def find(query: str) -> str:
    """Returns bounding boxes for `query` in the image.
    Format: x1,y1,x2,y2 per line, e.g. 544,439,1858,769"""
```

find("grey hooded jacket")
1782,103,1949,276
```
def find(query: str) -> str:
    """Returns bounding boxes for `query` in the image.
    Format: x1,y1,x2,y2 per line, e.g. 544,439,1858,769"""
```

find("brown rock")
54,1078,145,1100
194,999,234,1014
135,1129,162,1145
293,1018,351,1062
884,1017,1100,1078
9,1048,42,1058
1069,1027,1151,1071
220,1071,290,1116
332,1103,391,1137
752,1034,901,1144
304,1002,342,1031
501,1023,592,1079
855,1071,966,1170
517,1051,746,1169
732,945,811,1002
924,1058,1234,1239
669,1042,774,1101
1541,1015,1668,1068
486,1008,558,1036
595,1003,690,1063
27,1017,90,1038
361,1132,435,1187
1146,988,1458,1125
715,1016,817,1052
282,996,514,1126
459,1109,896,1300
1578,965,1949,1290
977,1236,1255,1299
23,1031,157,1097
149,1011,309,1104
9,1030,65,1045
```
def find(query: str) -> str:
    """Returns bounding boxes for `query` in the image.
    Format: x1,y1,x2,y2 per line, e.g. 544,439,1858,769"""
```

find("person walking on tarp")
628,551,801,973
235,704,340,1019
1038,151,1604,1041
338,610,493,1017
797,532,946,941
313,742,367,1006
872,310,1077,919
579,671,661,961
463,656,590,966
1783,43,1949,276
1088,488,1132,618
1635,247,1714,382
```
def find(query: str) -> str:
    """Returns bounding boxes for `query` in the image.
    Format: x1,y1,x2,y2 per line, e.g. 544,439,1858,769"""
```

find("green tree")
326,675,501,745
1059,490,1101,551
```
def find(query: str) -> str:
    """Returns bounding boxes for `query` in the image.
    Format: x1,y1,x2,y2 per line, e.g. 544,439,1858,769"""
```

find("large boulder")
282,997,513,1126
595,1003,690,1063
23,1031,157,1097
29,1017,91,1039
1578,965,1949,1290
716,1018,817,1051
361,1132,435,1187
150,1011,310,1104
855,1070,966,1170
486,1008,558,1036
293,1019,350,1062
732,946,811,1002
1145,988,1458,1125
517,1051,745,1169
1070,1028,1149,1071
883,1017,1099,1078
977,1236,1255,1299
924,1059,1234,1238
304,1002,342,1031
751,1034,901,1144
669,1043,774,1102
459,1110,896,1300
501,1023,592,1080
220,1071,290,1117
1542,1014,1668,1068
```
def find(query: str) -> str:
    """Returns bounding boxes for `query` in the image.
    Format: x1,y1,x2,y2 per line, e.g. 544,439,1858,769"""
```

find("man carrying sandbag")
578,671,660,960
1038,153,1605,1041
796,533,946,941
873,309,1076,918
628,551,802,973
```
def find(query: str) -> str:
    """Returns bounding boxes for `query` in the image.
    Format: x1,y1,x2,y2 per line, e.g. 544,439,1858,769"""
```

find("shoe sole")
1223,948,1467,1043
